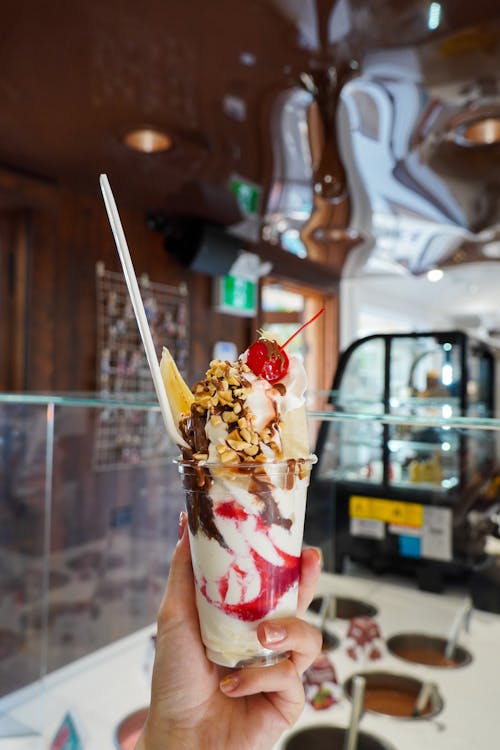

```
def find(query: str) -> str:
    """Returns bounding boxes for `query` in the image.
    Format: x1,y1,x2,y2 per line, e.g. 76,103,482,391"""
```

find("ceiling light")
427,268,444,282
454,117,500,147
123,128,173,153
427,2,442,30
239,52,256,66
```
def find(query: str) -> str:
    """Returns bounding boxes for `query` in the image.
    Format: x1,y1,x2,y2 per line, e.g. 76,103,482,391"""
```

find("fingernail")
220,673,240,693
178,511,187,540
307,546,323,569
263,622,287,644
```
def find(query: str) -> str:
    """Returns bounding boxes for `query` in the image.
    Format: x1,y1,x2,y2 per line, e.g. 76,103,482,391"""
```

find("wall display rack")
94,262,189,469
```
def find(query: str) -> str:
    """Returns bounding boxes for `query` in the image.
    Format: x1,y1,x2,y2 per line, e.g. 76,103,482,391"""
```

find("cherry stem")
282,307,326,349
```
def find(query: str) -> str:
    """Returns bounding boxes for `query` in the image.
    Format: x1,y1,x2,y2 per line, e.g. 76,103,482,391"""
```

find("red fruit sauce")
198,499,300,621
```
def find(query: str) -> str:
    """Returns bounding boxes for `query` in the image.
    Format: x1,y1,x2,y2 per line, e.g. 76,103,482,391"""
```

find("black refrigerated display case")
307,330,500,592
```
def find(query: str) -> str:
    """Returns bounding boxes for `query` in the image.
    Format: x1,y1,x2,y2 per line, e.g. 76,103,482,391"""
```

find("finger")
219,658,305,725
297,547,322,616
157,512,198,628
257,617,322,676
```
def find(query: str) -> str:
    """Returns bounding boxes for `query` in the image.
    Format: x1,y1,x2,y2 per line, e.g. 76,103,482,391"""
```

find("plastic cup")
177,459,314,668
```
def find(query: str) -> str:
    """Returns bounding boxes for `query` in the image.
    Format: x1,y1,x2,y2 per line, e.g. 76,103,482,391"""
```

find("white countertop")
276,572,500,750
0,627,153,749
1,572,499,750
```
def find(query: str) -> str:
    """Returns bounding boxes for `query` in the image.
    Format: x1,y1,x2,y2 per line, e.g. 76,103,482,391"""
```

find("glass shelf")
3,392,500,430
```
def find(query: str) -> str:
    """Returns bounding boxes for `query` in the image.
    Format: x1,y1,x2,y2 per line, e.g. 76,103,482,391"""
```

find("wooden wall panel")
0,215,14,390
0,169,342,394
0,210,31,391
1,179,251,392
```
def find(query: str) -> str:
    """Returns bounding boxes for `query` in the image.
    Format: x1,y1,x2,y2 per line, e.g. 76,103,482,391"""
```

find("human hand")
135,512,322,750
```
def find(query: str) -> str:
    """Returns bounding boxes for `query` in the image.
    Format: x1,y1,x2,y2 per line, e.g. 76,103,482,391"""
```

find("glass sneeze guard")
1,390,500,739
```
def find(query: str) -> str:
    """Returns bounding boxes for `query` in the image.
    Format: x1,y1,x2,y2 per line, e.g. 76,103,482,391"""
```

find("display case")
0,394,184,724
308,331,500,592
1,390,500,747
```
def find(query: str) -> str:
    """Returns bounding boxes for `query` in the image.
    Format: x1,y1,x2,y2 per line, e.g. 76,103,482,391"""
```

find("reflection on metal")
298,62,363,261
454,116,500,146
264,53,362,261
263,87,314,256
265,3,500,281
335,18,500,278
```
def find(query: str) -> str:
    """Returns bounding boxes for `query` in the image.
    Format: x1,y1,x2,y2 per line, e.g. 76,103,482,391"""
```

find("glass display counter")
0,393,183,711
308,331,500,593
1,389,500,745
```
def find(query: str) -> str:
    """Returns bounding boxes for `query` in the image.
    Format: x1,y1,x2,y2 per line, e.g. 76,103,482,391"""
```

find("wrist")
136,720,203,750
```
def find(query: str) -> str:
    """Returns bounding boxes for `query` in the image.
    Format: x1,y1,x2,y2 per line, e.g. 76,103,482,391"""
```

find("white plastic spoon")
343,675,366,750
444,596,473,661
99,173,188,448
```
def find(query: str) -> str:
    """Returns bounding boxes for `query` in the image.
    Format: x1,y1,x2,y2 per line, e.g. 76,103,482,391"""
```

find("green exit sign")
229,175,262,215
214,274,257,317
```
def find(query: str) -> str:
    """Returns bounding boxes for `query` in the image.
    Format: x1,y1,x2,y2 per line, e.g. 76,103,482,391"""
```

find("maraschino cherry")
246,307,325,383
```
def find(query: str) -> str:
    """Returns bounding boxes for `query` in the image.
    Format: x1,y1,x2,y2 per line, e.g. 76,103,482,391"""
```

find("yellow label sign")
349,495,423,528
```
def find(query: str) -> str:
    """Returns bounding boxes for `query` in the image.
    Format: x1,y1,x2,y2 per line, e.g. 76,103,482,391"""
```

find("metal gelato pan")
283,724,397,750
386,632,472,668
344,671,444,720
309,595,378,620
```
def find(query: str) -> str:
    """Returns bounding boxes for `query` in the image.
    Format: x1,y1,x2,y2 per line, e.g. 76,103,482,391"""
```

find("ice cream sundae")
160,311,322,667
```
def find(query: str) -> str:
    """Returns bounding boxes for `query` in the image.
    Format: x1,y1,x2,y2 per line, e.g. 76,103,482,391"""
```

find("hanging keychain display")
94,262,189,469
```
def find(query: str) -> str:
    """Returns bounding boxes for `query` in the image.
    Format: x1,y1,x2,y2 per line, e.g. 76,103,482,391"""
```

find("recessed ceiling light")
453,116,500,147
123,128,173,153
239,52,256,66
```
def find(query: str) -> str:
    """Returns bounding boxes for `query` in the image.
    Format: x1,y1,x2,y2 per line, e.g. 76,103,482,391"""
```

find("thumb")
157,512,198,628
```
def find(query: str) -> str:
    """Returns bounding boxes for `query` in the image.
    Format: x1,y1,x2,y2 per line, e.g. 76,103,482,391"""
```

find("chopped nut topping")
193,452,208,461
182,356,288,464
240,428,252,443
220,448,238,464
222,411,239,423
243,444,259,456
227,438,248,451
194,394,212,409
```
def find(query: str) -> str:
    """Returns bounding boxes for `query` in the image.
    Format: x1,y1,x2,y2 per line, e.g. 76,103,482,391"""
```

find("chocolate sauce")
364,686,428,717
180,464,228,549
181,404,210,455
248,473,292,529
395,646,457,667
